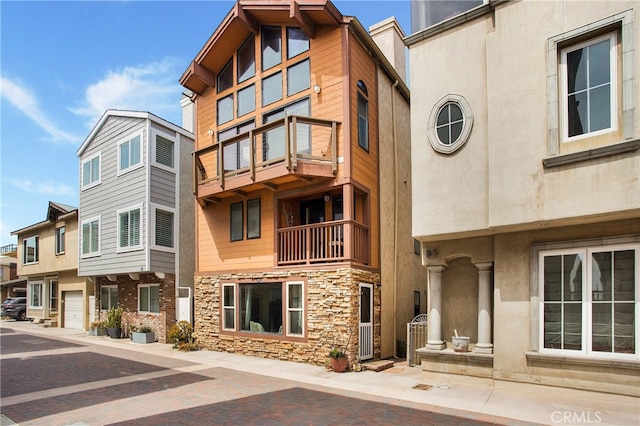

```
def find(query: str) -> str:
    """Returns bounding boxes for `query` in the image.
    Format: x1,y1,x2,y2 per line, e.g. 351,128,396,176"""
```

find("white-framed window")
22,235,39,265
117,131,143,174
427,94,473,154
117,205,142,252
546,11,635,157
222,281,305,337
55,226,65,255
81,152,101,190
537,243,639,359
138,284,160,314
560,32,617,142
152,205,175,250
29,282,43,308
152,130,175,170
49,280,58,312
222,284,235,331
286,281,304,336
81,216,101,258
100,285,118,311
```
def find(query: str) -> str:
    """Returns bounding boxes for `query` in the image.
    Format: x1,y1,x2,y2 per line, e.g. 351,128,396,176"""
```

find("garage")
63,291,84,330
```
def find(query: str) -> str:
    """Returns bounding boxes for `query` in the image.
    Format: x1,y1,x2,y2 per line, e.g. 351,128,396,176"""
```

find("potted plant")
105,305,123,339
328,348,348,372
130,325,155,344
89,321,107,336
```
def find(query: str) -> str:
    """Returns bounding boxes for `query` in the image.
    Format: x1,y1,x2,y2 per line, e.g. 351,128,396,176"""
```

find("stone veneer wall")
97,273,176,343
195,267,381,365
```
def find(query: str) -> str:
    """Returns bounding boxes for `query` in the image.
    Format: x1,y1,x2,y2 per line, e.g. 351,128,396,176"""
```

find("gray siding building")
77,110,195,343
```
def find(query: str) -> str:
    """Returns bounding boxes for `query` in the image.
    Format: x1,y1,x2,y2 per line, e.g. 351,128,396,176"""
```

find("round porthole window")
427,94,473,154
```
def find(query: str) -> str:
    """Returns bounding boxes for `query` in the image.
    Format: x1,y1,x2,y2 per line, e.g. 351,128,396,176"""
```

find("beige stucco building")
407,0,639,395
11,202,93,329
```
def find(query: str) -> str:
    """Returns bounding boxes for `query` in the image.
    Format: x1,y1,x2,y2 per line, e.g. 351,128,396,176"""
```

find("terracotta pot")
330,357,348,372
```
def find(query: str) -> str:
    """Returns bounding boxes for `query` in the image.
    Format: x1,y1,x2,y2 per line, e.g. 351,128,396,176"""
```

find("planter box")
89,327,107,336
106,327,122,339
131,332,155,344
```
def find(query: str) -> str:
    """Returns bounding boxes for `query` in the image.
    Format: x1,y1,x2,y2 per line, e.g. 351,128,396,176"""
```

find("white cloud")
10,179,75,197
71,57,184,127
0,76,81,144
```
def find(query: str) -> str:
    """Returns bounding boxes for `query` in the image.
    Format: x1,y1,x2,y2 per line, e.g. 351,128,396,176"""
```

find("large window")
247,198,261,239
139,284,160,314
287,59,310,96
219,121,255,172
357,81,369,151
539,244,638,358
561,32,616,141
222,281,305,337
81,217,100,257
237,36,255,83
287,27,309,59
262,71,283,107
30,282,42,307
261,26,282,71
118,132,142,173
263,98,311,161
217,59,233,93
55,226,65,255
117,206,142,251
81,152,101,190
22,235,38,265
100,285,118,311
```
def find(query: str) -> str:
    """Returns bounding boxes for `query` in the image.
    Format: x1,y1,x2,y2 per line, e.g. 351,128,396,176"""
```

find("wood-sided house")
180,0,425,365
76,110,195,343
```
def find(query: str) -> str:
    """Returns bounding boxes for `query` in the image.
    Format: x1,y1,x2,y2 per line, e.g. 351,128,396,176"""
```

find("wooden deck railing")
194,116,339,195
277,220,369,266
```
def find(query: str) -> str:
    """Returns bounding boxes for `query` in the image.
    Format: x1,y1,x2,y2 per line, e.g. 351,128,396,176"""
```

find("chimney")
180,90,195,133
369,17,407,83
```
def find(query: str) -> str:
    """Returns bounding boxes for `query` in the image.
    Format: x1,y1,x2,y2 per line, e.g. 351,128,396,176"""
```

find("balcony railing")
277,220,369,266
1,244,17,255
194,116,339,201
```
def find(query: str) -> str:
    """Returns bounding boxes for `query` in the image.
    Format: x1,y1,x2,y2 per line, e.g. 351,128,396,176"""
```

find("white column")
425,265,446,350
474,262,493,354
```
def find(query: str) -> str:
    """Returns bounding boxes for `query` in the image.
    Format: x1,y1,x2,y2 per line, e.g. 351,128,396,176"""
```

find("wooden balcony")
194,116,339,204
277,220,369,266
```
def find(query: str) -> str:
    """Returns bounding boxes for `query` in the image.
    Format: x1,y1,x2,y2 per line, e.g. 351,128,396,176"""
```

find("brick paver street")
0,325,504,425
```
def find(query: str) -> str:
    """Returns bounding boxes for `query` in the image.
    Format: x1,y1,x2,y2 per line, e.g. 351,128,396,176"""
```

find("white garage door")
64,291,84,330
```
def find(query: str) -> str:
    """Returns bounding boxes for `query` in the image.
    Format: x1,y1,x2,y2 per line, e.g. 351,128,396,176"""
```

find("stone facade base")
96,273,176,343
195,267,381,366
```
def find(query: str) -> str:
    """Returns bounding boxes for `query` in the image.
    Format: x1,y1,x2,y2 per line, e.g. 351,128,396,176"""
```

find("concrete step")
362,360,394,372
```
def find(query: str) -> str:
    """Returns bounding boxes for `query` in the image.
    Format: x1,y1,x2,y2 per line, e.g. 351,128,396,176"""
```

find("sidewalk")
2,320,639,426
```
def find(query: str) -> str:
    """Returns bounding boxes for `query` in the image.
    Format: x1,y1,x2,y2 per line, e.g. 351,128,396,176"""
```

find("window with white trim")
427,94,473,154
22,235,38,265
49,280,58,312
100,285,118,311
155,133,175,169
117,206,142,251
222,281,306,337
81,217,100,257
55,226,65,255
286,282,304,336
222,284,235,330
139,284,160,313
561,32,617,141
118,132,142,173
30,282,42,307
81,152,101,190
538,244,638,358
154,208,174,248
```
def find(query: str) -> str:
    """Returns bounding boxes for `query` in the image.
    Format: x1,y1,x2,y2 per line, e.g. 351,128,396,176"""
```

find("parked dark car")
3,297,27,321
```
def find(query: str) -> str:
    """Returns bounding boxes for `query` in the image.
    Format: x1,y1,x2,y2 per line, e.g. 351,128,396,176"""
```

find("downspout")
391,79,399,358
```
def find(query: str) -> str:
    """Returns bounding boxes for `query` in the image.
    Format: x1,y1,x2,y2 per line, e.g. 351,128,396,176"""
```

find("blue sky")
0,0,411,247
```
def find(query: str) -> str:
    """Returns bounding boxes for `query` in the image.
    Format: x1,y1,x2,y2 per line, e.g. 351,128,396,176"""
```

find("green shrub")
168,320,195,349
105,306,123,329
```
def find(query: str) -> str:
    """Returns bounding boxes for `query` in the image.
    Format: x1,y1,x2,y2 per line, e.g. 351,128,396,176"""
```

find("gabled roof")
180,0,344,95
77,109,194,157
11,201,78,236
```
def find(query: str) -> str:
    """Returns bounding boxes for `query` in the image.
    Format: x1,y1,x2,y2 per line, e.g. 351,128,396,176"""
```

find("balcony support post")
343,185,353,259
291,116,298,170
285,117,291,171
249,130,255,181
219,141,225,190
331,121,337,174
